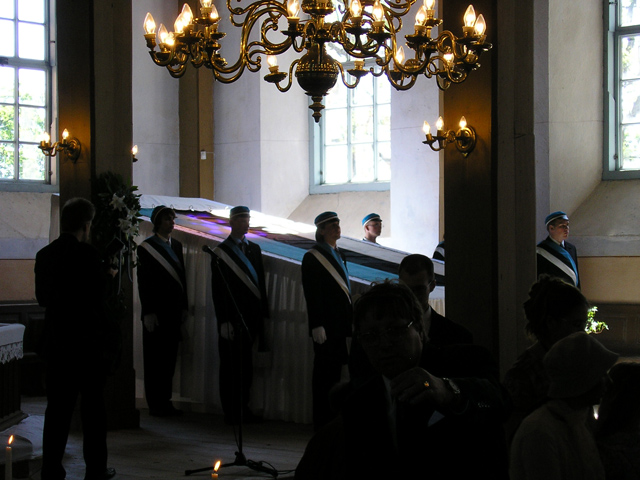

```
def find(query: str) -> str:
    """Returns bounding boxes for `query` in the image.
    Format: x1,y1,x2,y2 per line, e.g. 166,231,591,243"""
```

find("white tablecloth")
0,323,25,364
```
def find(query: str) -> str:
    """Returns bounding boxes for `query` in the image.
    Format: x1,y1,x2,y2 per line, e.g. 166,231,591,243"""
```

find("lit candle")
211,460,221,479
6,435,13,480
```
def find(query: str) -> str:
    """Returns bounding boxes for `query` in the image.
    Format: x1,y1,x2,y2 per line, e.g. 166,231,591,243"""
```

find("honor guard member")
302,211,353,430
210,206,269,424
362,213,382,244
536,211,580,288
433,238,445,262
137,205,188,417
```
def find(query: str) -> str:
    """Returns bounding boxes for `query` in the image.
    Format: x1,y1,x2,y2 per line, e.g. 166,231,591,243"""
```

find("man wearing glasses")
296,282,509,479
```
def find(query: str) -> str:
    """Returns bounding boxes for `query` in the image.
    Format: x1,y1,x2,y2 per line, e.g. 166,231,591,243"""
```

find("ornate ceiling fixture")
143,0,491,122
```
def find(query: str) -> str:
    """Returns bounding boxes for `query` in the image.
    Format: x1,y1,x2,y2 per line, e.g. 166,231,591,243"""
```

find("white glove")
312,326,327,344
143,314,159,332
220,322,235,340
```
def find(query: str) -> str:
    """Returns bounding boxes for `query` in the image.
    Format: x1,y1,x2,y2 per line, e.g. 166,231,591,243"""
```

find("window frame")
309,60,391,194
0,0,57,192
603,0,640,180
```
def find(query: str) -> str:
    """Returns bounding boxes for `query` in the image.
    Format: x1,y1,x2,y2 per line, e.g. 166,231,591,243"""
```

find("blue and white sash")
139,238,185,291
213,242,261,299
307,248,351,303
536,241,578,286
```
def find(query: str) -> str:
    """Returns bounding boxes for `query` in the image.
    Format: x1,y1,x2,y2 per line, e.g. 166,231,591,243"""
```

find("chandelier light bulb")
158,24,169,44
181,3,194,25
350,0,363,18
62,129,69,140
267,55,278,68
459,116,467,129
474,14,486,35
436,116,444,131
166,32,176,47
200,0,213,8
132,145,138,156
174,14,185,34
394,46,405,67
372,0,384,23
415,5,428,26
210,5,220,21
443,52,453,64
464,5,476,27
143,13,156,34
42,132,50,143
424,0,435,10
423,121,431,135
287,0,300,17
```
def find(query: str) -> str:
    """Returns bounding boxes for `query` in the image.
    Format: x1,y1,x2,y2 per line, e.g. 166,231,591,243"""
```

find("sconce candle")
211,460,221,479
6,435,13,480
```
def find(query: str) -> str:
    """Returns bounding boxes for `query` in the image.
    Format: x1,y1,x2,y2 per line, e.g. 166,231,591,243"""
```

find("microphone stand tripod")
185,246,277,478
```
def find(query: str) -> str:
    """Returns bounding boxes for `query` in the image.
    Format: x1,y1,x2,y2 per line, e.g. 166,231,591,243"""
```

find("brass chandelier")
143,0,491,122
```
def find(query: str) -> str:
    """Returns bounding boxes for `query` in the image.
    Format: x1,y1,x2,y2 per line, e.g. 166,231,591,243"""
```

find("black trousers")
142,319,181,412
41,360,107,480
218,332,253,419
312,337,347,431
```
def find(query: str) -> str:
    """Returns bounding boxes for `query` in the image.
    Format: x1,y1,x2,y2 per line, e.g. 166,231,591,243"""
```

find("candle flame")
8,435,14,445
214,460,221,472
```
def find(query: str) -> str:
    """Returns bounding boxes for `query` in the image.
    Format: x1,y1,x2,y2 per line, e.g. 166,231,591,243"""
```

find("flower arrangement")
92,171,142,266
585,306,609,335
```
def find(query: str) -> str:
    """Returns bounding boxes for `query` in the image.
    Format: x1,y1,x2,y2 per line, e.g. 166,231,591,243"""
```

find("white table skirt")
0,323,25,364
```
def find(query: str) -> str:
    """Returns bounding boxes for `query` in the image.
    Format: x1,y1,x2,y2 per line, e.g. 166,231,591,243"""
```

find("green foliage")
585,306,609,335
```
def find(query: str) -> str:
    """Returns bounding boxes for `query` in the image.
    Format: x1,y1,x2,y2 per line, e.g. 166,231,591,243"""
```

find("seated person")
510,332,618,480
596,362,640,479
503,275,589,444
296,281,509,480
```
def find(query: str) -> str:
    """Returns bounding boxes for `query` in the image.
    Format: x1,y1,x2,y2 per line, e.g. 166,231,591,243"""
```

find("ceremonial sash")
536,244,578,286
139,240,185,291
308,248,352,303
213,245,262,299
434,245,445,259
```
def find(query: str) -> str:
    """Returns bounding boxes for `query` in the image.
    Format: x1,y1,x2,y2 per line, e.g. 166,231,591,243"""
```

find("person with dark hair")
296,281,509,479
137,205,188,417
537,211,580,288
301,211,353,431
596,362,640,478
503,275,590,444
361,213,382,243
210,206,268,424
35,197,117,480
399,253,472,345
510,332,618,480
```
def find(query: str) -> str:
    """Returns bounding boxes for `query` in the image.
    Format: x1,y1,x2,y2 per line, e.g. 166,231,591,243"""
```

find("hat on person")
150,205,173,228
314,211,339,226
545,211,569,226
544,332,618,399
230,206,250,218
362,213,382,226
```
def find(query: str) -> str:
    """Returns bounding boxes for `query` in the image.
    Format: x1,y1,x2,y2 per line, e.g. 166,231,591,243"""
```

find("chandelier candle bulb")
6,435,13,480
436,116,444,133
349,0,363,19
372,0,385,28
463,4,477,36
354,59,364,70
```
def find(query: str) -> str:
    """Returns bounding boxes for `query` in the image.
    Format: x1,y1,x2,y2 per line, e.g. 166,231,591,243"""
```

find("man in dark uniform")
301,211,353,431
362,213,382,244
398,254,472,345
137,205,188,417
536,211,580,288
35,197,116,480
210,206,269,424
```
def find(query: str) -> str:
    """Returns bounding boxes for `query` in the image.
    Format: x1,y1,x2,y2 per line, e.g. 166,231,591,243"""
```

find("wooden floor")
18,397,313,480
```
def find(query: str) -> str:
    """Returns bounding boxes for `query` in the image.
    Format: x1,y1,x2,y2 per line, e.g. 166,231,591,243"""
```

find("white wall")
548,0,603,215
131,0,180,197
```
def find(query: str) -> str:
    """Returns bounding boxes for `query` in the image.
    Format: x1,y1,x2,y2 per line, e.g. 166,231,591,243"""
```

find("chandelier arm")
272,58,300,92
336,62,360,89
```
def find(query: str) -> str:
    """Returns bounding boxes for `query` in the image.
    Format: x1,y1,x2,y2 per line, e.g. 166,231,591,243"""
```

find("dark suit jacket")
536,236,580,288
297,343,510,480
210,237,268,339
301,244,353,340
429,309,474,345
137,235,188,324
35,233,110,363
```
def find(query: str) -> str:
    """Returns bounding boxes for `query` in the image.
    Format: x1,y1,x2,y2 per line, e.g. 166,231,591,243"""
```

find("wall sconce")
38,129,81,162
132,145,139,163
422,116,477,157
